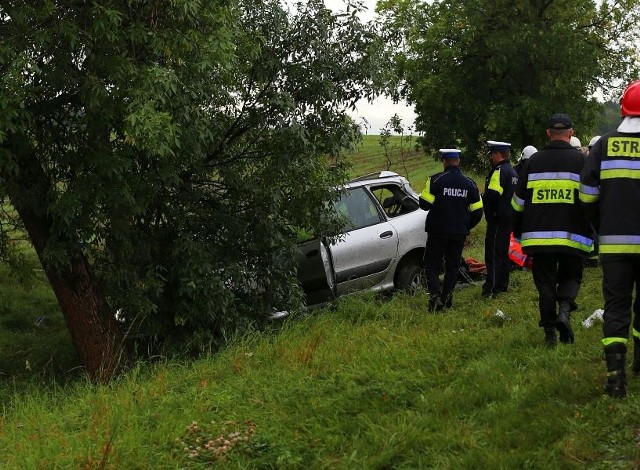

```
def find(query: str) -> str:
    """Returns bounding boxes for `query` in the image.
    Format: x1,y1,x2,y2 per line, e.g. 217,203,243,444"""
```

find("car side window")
336,187,382,231
370,184,419,217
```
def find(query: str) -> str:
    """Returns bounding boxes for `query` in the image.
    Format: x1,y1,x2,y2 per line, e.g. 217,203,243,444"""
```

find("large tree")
0,0,387,380
378,0,640,163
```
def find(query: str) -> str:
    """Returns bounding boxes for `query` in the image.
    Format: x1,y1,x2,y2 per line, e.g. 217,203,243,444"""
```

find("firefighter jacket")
483,160,518,225
419,165,483,235
580,130,640,255
511,140,593,256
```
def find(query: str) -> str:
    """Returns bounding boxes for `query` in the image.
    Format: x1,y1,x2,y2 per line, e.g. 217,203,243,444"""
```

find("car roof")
345,171,407,188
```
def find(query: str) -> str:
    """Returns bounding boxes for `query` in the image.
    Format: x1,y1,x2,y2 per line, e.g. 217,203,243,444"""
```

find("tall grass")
2,137,639,468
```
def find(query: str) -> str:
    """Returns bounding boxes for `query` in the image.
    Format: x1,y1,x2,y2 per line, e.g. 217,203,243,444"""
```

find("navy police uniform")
420,149,483,311
482,141,518,297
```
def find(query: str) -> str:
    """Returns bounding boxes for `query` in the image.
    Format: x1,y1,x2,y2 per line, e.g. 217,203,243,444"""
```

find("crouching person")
419,149,483,312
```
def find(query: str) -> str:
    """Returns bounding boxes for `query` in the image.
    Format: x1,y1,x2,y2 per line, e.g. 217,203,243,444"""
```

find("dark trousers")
601,255,640,341
483,222,511,295
531,253,584,328
424,232,466,301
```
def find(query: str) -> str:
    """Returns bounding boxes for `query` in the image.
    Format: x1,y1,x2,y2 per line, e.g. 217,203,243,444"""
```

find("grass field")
2,136,639,468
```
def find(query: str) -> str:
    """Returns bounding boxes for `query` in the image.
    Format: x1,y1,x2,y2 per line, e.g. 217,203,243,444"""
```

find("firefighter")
512,113,593,347
482,140,518,298
580,80,640,398
513,145,537,178
419,149,483,312
570,136,582,150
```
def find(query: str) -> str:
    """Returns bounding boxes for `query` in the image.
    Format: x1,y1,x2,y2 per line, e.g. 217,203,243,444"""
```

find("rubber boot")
604,343,627,398
544,326,557,348
632,337,640,375
556,301,574,344
443,293,453,309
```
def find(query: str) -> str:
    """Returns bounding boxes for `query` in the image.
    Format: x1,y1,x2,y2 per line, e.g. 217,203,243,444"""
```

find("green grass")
349,134,440,189
2,138,639,468
0,258,80,391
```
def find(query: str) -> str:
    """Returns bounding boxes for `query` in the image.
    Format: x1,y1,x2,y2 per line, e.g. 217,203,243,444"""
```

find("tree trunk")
39,252,130,383
4,140,130,383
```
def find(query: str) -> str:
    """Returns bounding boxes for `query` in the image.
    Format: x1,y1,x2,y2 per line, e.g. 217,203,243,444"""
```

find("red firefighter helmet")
621,80,640,116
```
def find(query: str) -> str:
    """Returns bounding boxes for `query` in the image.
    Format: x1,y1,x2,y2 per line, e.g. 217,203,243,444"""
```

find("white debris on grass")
494,309,510,320
582,308,604,328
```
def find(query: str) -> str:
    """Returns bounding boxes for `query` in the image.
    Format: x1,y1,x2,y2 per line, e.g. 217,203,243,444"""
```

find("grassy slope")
1,135,639,468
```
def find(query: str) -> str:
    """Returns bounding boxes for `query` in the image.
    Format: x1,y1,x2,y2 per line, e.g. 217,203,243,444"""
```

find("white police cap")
438,148,461,159
487,140,511,151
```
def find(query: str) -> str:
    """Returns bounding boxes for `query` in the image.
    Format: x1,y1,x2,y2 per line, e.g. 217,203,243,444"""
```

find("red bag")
509,233,533,270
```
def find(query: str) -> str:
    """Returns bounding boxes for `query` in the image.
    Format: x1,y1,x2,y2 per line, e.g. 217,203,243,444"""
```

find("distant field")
351,135,484,191
348,135,438,189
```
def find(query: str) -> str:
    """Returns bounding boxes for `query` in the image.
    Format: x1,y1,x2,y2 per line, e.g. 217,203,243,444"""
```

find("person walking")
580,80,640,398
482,140,518,298
419,149,483,312
512,113,594,347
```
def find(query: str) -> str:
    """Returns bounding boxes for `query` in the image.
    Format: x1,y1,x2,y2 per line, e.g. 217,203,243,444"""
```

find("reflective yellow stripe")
602,337,628,346
469,200,483,211
488,169,502,195
579,192,598,203
633,328,640,339
527,180,579,190
522,238,593,252
511,199,523,212
420,179,435,203
601,169,640,179
600,245,640,254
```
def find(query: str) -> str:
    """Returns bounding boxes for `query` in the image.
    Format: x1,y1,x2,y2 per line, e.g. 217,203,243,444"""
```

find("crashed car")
297,171,428,307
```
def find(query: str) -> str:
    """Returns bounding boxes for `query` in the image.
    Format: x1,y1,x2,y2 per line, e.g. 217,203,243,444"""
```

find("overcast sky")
327,0,417,134
289,0,418,134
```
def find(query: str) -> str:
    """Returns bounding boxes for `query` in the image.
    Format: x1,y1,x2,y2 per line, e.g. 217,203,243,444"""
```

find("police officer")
512,113,593,347
580,80,640,398
482,141,518,298
420,149,483,312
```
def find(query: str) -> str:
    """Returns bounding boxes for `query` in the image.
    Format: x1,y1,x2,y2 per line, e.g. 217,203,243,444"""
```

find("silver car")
297,171,428,307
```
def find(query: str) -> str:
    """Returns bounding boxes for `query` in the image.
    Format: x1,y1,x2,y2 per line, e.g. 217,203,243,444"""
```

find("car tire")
395,262,425,295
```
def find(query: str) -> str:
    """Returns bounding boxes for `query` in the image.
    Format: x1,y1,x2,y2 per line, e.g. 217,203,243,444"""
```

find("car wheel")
396,262,425,295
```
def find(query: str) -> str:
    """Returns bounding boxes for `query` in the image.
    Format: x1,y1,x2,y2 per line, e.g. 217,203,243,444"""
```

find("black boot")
632,337,640,375
443,294,453,309
544,326,557,348
556,301,574,344
604,343,627,398
428,295,444,313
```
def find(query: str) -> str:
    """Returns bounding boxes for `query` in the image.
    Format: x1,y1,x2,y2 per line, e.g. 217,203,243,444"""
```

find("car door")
330,186,399,295
296,238,336,306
